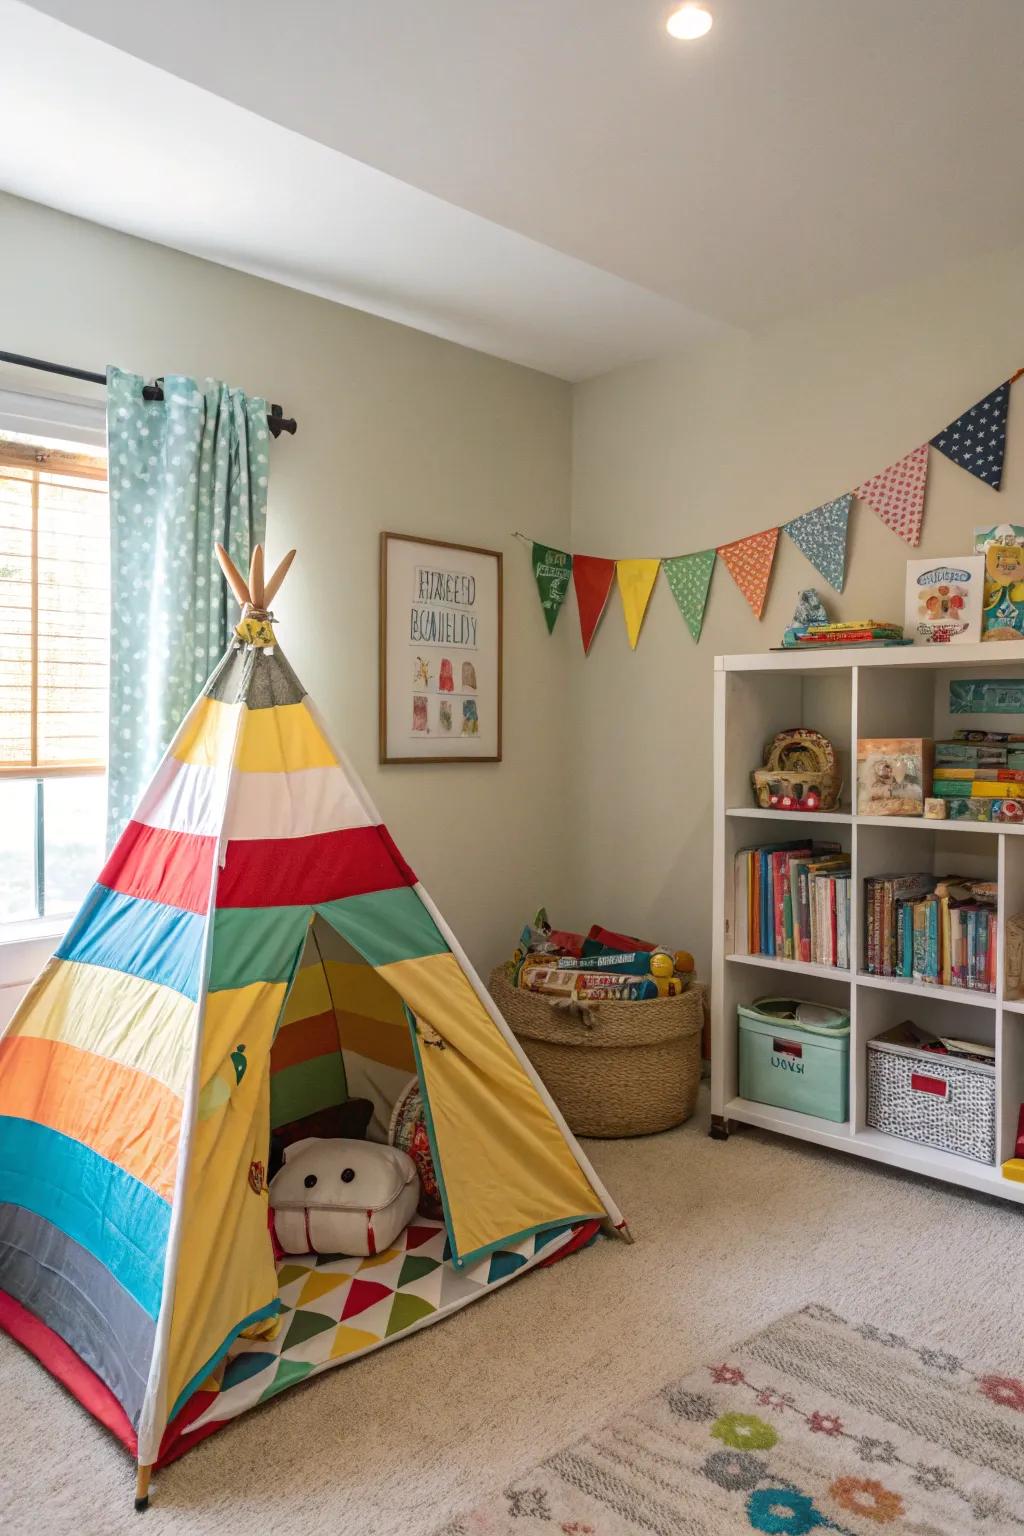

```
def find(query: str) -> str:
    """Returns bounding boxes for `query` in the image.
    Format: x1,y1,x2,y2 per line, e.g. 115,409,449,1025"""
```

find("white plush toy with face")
269,1138,421,1256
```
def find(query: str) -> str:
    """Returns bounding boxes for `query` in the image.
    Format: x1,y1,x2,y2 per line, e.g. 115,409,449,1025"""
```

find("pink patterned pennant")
855,444,929,546
717,528,779,619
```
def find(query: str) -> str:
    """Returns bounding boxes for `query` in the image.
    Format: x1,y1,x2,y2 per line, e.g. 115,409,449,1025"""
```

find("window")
0,432,109,928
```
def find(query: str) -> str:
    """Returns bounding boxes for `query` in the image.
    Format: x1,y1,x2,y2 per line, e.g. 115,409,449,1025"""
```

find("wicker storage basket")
488,966,703,1137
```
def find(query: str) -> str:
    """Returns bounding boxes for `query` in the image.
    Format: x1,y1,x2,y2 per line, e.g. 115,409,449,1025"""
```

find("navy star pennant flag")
784,493,852,593
930,380,1010,490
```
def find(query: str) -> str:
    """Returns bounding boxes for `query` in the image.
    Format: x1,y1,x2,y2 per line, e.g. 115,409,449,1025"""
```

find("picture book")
904,557,984,645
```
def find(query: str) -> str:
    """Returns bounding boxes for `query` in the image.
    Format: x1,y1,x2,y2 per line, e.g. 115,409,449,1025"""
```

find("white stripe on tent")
133,755,226,838
302,696,626,1235
224,764,377,841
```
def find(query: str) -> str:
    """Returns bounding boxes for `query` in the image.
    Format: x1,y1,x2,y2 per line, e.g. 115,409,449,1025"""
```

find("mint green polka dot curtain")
105,366,268,843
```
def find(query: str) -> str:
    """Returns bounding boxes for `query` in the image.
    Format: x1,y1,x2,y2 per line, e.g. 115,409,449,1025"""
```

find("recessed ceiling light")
666,3,713,40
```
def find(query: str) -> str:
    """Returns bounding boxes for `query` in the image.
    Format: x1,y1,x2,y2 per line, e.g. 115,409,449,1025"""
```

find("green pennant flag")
531,543,573,633
663,550,716,641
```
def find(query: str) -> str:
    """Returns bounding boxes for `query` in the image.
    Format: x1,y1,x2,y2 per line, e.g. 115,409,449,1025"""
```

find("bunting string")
514,368,1020,651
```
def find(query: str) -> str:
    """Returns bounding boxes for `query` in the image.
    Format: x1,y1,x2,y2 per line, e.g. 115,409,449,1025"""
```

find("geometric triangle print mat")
185,1217,581,1435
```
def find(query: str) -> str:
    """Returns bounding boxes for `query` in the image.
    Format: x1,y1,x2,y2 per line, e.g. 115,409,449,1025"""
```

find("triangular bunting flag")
855,444,928,546
784,494,852,593
930,381,1009,490
663,551,716,641
717,528,779,619
615,558,660,648
531,542,573,633
572,555,616,654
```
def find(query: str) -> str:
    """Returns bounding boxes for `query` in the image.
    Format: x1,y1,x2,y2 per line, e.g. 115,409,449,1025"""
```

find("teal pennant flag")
784,493,852,593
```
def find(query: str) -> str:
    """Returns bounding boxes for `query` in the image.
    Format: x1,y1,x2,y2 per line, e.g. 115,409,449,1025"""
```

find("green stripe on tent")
209,906,310,991
270,1051,347,1129
315,887,447,967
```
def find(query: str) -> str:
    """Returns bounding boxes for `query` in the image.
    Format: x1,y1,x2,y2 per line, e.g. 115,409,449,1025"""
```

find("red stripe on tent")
99,821,216,915
0,1289,138,1456
216,825,417,909
270,1011,340,1074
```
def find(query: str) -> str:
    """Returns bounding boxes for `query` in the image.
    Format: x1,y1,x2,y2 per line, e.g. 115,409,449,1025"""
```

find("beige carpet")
3,1090,1023,1534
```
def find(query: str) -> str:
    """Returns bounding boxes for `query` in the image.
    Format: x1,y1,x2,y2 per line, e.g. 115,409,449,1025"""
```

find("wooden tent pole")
134,1463,152,1513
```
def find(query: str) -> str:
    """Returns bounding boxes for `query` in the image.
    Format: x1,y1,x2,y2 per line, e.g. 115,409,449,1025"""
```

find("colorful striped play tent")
0,546,625,1510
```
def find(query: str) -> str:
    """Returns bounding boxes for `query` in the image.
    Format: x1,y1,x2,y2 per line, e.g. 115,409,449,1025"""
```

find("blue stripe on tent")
0,1118,170,1320
57,884,206,1000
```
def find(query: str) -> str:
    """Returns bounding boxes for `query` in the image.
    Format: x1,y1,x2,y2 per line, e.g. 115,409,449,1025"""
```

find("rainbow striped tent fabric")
0,568,622,1500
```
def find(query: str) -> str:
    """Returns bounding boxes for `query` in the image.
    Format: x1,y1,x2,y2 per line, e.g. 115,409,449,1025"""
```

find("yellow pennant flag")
615,559,661,649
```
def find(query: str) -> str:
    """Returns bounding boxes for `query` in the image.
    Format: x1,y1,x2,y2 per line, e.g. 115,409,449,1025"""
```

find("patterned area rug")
436,1304,1024,1535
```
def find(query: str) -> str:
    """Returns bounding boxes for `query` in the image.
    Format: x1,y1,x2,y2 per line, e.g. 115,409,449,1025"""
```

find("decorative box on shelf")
856,737,933,817
866,1024,996,1166
751,727,842,812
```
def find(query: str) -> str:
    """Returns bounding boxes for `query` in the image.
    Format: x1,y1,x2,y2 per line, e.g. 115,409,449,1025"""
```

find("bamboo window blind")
0,438,109,776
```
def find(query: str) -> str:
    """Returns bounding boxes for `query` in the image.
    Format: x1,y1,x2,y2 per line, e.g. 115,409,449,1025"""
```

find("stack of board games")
863,873,997,990
930,733,1024,823
733,840,850,968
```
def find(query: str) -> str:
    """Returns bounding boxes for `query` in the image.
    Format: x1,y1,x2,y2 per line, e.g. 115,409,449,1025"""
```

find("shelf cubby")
712,640,1024,1205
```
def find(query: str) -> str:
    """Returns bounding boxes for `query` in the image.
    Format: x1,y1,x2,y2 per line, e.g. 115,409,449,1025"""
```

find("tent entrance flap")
312,899,608,1267
271,914,417,1143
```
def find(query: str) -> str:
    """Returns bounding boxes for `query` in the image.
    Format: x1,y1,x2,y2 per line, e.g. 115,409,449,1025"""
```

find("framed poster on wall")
379,532,503,763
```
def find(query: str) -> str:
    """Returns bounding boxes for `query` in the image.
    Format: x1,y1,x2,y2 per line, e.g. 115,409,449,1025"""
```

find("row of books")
863,874,998,991
734,840,851,968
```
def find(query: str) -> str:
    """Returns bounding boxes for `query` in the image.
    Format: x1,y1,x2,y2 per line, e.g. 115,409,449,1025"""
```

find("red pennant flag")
717,528,779,619
572,555,616,654
855,444,928,546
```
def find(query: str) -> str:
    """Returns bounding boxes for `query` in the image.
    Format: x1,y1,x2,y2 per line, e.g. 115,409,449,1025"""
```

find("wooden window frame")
0,438,108,780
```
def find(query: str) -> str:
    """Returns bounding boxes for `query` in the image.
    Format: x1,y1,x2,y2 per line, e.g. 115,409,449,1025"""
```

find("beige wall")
0,193,575,974
570,244,1024,975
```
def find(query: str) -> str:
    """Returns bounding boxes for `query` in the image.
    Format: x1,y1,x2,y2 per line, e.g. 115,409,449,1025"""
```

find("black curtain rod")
0,350,297,437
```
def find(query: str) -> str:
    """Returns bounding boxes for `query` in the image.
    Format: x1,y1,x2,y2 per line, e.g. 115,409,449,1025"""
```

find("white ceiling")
5,0,1024,378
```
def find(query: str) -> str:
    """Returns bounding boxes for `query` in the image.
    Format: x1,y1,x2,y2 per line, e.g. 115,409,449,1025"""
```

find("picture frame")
903,556,985,645
379,532,503,763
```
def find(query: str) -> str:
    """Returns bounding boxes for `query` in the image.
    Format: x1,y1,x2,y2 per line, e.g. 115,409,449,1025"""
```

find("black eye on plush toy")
304,1173,317,1188
341,1167,355,1183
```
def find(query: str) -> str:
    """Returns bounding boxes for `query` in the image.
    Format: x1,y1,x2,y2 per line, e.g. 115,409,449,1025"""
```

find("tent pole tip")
134,1464,152,1512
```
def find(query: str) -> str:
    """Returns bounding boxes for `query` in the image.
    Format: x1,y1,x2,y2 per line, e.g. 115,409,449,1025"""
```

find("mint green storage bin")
738,998,850,1122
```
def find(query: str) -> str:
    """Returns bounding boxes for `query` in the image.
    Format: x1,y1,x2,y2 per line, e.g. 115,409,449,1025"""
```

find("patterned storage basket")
866,1030,996,1164
488,966,703,1137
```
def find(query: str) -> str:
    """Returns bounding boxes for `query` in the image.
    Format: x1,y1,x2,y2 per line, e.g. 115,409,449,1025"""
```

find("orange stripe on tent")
0,1035,180,1202
336,1009,415,1074
270,1011,340,1074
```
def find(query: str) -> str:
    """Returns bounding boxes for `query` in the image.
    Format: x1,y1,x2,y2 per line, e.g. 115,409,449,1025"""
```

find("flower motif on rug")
701,1450,767,1492
746,1487,821,1535
856,1436,898,1465
505,1486,551,1520
913,1463,955,1493
917,1347,962,1374
978,1374,1024,1411
829,1476,905,1524
806,1411,843,1437
709,1363,746,1385
756,1388,795,1413
711,1412,778,1451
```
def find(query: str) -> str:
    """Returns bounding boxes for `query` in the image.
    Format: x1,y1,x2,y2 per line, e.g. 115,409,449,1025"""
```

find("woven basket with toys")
489,910,703,1137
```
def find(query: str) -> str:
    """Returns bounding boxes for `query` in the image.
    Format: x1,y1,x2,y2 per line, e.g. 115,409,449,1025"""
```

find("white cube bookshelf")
711,640,1024,1205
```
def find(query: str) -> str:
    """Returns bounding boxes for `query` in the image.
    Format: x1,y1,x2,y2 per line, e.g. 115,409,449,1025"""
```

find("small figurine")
792,588,830,628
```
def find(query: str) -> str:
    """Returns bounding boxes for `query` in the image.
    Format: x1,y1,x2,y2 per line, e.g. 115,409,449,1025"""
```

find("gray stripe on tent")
204,645,306,710
0,1203,154,1428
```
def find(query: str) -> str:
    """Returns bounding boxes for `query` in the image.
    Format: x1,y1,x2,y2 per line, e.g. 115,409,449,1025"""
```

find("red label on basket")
910,1072,947,1098
772,1038,803,1058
